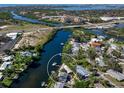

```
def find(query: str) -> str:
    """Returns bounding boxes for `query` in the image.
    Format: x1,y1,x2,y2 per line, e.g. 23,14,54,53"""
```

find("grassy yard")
0,22,49,33
2,77,13,87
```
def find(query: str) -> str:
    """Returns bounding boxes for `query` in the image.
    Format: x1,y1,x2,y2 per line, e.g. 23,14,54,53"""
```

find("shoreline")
0,29,57,88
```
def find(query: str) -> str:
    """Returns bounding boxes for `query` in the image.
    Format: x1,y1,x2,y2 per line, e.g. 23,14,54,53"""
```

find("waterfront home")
89,38,103,48
58,72,68,82
6,32,18,40
2,56,13,62
107,69,124,81
76,65,90,78
60,64,72,74
54,82,65,88
0,25,8,29
0,72,3,80
0,62,12,71
97,36,105,42
95,56,106,67
20,51,32,57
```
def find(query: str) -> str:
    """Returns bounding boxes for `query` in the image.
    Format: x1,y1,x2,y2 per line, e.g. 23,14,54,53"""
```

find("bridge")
0,19,124,34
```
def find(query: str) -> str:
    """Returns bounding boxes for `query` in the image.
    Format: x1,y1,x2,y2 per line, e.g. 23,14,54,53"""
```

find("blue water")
0,4,124,10
11,30,71,88
11,11,61,27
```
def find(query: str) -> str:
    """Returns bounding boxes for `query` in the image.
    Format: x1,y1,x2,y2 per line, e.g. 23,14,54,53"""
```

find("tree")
74,80,91,88
87,47,97,60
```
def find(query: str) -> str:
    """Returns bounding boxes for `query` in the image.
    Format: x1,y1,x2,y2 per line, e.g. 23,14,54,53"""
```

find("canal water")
11,30,71,88
11,11,61,27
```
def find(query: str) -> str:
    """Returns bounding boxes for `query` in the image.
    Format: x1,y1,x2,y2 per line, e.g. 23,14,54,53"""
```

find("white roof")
0,25,8,29
0,62,11,71
107,69,124,81
2,56,12,62
100,17,124,21
62,64,72,74
6,32,18,40
91,38,99,42
95,56,105,67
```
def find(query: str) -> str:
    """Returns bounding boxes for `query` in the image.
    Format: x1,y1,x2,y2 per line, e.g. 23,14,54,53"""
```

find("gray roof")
107,69,124,81
76,65,90,77
54,82,65,88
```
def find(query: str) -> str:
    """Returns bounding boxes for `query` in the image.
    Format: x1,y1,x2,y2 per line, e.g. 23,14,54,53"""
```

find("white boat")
41,82,45,87
60,43,64,46
52,62,57,66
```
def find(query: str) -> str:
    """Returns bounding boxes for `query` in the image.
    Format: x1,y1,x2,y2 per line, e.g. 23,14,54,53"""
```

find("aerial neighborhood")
0,5,124,88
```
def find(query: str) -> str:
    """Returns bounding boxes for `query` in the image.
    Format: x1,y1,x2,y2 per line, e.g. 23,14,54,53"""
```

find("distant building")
100,17,124,21
107,69,124,81
6,32,18,40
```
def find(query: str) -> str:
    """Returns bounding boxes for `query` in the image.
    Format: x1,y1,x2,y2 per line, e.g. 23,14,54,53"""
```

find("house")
60,64,72,74
2,56,13,62
20,51,32,57
0,62,11,71
89,38,103,47
6,32,18,40
54,82,65,88
58,72,68,82
80,43,89,51
100,17,124,21
95,56,106,67
76,65,90,78
107,69,124,81
0,26,8,29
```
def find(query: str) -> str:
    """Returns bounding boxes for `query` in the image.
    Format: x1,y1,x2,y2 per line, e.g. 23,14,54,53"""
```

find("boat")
41,82,45,87
52,62,57,66
60,42,64,46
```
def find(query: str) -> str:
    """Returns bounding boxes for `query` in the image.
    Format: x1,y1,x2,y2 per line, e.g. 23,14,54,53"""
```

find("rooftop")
76,65,90,77
107,69,124,81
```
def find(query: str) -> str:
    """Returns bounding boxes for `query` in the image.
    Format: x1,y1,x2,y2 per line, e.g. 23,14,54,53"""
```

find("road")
0,19,124,34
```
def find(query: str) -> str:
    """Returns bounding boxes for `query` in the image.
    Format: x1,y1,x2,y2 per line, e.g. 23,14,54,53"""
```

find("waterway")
11,11,61,27
11,30,71,88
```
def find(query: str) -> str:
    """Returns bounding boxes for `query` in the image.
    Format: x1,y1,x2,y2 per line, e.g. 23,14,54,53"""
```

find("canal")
11,30,71,88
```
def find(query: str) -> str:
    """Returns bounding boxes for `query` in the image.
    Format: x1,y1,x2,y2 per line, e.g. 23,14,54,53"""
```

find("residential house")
76,65,90,78
0,62,11,71
107,69,124,81
95,56,106,67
